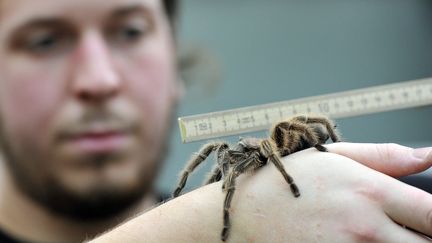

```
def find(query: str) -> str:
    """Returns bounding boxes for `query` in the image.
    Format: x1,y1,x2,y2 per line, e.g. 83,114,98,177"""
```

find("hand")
228,146,432,242
327,142,432,177
92,143,432,243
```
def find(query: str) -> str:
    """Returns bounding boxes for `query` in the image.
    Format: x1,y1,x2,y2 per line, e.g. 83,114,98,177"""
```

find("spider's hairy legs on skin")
293,116,340,142
172,142,229,197
272,115,341,156
204,145,232,185
220,139,300,241
260,139,300,197
172,115,341,241
221,152,263,241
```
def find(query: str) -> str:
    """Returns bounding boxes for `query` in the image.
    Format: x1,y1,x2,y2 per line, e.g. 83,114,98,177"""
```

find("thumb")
326,142,432,177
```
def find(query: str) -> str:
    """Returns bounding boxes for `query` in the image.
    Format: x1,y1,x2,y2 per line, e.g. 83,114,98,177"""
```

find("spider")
172,115,340,241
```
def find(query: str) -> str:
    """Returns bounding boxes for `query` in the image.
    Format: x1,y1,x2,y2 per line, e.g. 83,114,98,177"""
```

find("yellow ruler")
179,77,432,143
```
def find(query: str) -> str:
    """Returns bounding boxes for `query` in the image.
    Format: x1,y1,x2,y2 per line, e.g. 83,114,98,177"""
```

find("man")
0,0,181,241
0,0,431,242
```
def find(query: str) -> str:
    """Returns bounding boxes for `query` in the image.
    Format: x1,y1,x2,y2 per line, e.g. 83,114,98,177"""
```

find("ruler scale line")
179,77,432,143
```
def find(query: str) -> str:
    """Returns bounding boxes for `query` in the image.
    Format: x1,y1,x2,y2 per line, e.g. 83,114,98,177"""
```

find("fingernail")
413,147,432,160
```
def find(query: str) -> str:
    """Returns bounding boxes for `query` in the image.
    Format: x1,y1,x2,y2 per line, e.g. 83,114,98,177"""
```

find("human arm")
91,144,432,242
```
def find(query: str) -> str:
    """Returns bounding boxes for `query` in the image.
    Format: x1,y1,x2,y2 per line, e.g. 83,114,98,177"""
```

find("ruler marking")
178,77,432,142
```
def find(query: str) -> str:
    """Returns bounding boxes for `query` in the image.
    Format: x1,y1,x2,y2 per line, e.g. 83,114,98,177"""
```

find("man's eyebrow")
10,18,72,33
110,4,154,18
6,18,73,48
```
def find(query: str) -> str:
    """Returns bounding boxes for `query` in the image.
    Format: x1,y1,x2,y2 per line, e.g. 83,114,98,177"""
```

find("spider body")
173,115,340,241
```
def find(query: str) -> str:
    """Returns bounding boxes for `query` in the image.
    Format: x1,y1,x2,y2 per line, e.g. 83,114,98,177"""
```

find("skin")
0,0,181,242
94,144,432,243
0,0,431,242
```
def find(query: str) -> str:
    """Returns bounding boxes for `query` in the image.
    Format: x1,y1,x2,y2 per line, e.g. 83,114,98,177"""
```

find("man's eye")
28,34,58,51
118,26,144,41
23,31,73,55
108,18,152,46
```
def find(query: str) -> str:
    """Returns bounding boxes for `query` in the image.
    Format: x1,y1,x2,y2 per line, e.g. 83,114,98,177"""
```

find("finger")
326,142,432,177
380,219,432,243
382,179,432,237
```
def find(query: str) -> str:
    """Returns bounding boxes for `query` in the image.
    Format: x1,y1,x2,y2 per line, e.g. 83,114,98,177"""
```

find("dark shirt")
0,230,22,243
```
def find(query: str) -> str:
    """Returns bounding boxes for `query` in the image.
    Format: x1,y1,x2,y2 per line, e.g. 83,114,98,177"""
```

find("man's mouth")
61,129,133,155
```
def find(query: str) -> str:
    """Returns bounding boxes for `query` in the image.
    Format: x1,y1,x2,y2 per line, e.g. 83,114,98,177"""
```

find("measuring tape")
178,77,432,143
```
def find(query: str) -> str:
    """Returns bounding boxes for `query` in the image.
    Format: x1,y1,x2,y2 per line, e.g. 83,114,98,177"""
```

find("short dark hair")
163,0,179,28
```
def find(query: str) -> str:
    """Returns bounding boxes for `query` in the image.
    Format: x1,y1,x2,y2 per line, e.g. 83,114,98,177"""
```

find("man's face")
0,0,180,218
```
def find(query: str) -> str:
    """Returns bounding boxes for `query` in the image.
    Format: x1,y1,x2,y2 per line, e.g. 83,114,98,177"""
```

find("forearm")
90,146,432,243
90,152,314,243
91,182,228,242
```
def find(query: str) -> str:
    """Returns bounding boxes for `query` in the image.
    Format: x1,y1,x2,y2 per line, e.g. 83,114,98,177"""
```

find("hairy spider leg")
271,121,301,156
273,121,327,153
204,144,230,185
260,139,300,197
173,142,228,197
204,165,223,185
221,153,262,241
221,150,249,190
292,116,341,143
292,122,329,152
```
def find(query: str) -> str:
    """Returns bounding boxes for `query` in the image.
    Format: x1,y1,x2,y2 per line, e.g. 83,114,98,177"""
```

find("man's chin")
43,175,146,221
59,154,143,189
42,183,147,221
47,160,154,221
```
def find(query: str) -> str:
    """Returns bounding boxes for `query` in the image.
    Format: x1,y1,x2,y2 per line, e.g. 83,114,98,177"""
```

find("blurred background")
156,0,432,193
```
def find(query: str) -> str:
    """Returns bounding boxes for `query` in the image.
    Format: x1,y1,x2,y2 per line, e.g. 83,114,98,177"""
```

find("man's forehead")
0,0,162,33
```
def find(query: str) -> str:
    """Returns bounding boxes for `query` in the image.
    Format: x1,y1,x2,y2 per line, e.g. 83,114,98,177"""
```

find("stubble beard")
0,108,177,221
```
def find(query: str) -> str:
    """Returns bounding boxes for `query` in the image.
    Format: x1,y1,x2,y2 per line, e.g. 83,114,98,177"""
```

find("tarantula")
172,115,340,241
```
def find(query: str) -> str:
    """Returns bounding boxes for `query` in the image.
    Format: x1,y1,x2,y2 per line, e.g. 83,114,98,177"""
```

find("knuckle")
409,188,432,231
346,224,379,242
425,205,432,230
354,230,378,242
353,179,385,203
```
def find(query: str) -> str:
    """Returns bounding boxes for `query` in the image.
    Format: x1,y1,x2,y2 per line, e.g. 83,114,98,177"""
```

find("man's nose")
70,30,121,103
